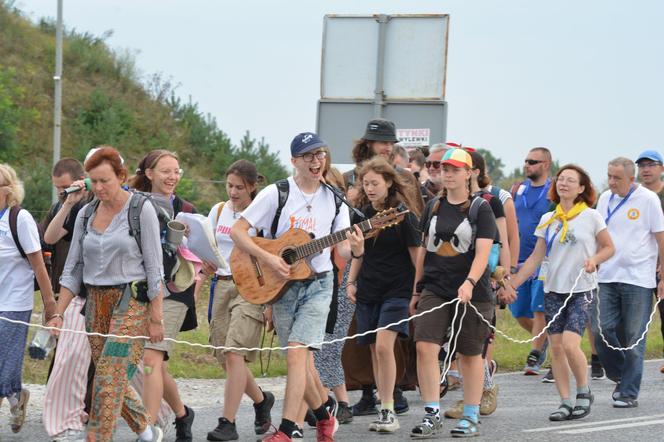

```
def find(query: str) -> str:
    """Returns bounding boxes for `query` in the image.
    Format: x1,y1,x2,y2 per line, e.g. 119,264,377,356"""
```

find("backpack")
270,179,343,238
422,194,500,272
8,206,50,291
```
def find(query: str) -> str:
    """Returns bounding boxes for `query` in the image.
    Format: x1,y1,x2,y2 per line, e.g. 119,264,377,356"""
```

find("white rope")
0,297,459,352
439,300,466,384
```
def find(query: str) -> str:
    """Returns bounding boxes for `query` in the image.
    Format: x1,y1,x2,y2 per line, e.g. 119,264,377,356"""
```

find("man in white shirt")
591,157,664,408
231,132,364,442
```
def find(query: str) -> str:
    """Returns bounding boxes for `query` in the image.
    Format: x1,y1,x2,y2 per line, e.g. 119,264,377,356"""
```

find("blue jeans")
590,282,653,399
272,272,333,350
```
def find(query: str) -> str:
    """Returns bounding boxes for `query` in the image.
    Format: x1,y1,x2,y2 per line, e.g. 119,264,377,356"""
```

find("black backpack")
8,206,50,291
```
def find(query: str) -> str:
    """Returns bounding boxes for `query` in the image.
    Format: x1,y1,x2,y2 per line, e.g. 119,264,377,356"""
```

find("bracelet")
51,313,63,320
149,317,164,326
351,251,364,259
412,293,421,297
465,277,477,287
347,281,357,286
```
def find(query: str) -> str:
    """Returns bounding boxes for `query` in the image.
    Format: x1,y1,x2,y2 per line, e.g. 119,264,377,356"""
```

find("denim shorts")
271,272,333,350
510,277,545,318
355,297,410,346
545,291,591,336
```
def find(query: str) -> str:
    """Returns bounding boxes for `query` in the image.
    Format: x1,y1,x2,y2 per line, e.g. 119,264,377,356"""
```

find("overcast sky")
18,0,664,185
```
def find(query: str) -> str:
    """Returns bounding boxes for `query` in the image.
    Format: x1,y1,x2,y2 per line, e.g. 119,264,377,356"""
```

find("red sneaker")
261,430,292,441
316,413,339,441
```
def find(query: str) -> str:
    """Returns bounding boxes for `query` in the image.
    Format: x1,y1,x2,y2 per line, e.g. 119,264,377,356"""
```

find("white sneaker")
52,429,86,442
375,409,400,433
135,425,163,442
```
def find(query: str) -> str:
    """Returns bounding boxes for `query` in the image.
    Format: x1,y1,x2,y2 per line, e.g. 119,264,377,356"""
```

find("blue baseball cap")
290,132,327,157
636,149,664,164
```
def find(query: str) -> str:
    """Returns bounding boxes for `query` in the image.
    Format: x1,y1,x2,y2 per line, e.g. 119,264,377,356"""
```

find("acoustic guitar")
230,207,408,305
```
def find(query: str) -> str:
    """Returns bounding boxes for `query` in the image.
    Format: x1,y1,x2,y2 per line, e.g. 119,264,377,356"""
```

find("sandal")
571,391,593,420
450,416,480,438
548,403,573,421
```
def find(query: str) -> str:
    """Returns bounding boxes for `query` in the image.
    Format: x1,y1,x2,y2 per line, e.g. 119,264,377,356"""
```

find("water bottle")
29,328,56,360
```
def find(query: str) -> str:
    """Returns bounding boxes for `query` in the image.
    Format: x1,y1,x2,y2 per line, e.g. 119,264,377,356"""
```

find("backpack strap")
214,201,226,228
271,179,290,238
421,196,441,243
9,206,27,259
127,192,150,254
468,196,488,250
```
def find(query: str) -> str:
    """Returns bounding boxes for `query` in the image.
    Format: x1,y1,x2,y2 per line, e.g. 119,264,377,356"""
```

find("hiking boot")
291,425,304,439
336,401,353,424
260,430,291,441
207,417,238,441
394,387,409,414
315,412,338,442
480,384,499,416
410,408,442,439
541,369,555,383
351,389,378,416
9,389,30,433
444,400,464,419
591,356,606,380
375,409,400,433
524,349,542,375
254,390,275,435
174,405,195,442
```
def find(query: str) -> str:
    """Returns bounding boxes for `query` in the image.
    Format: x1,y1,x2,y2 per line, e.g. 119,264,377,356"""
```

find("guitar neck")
293,219,372,261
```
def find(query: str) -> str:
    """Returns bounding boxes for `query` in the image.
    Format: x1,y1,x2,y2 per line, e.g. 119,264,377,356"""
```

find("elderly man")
422,143,448,197
591,156,664,408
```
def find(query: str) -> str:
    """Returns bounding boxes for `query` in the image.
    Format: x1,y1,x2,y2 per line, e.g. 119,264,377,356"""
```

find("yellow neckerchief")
536,201,588,243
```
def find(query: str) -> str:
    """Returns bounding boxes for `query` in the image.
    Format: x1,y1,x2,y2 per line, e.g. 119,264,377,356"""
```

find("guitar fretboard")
294,219,373,260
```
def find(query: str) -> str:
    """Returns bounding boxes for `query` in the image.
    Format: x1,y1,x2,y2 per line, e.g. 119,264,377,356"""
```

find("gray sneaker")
410,408,442,439
375,409,400,433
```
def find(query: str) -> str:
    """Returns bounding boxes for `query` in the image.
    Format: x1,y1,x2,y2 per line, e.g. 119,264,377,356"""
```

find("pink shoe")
261,430,292,441
316,413,339,441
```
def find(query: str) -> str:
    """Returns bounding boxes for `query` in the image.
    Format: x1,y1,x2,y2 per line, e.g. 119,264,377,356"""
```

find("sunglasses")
524,159,544,165
425,161,442,169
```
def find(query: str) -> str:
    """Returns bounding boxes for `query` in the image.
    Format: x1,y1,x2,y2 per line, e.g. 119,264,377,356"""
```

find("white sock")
7,392,20,407
138,425,153,441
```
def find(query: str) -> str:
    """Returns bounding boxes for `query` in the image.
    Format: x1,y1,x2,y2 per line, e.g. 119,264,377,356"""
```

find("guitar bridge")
251,255,265,286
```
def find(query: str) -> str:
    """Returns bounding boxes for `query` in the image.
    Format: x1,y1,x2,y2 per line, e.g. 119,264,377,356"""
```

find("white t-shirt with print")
596,185,664,288
485,185,512,205
242,177,351,273
0,208,41,311
534,208,606,294
208,201,257,277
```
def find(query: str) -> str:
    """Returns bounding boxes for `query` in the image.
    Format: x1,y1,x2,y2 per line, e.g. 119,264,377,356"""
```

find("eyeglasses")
157,168,183,176
425,161,441,169
637,161,662,169
524,159,544,166
299,150,327,162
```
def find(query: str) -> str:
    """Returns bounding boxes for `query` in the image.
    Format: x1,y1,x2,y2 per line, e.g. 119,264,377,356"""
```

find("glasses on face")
157,168,183,176
425,161,441,169
637,161,662,169
525,159,544,166
299,150,327,162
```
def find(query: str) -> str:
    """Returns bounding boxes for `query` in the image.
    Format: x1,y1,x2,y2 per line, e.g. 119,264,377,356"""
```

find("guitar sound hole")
281,248,297,265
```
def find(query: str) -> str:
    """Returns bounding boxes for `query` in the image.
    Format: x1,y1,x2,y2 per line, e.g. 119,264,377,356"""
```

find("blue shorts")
545,291,590,336
355,297,410,346
272,272,333,351
510,278,545,318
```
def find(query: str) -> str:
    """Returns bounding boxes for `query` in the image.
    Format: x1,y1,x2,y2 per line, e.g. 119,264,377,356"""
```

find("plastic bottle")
29,328,56,360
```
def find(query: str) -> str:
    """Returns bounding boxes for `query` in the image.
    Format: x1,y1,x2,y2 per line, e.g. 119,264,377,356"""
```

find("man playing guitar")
231,132,364,442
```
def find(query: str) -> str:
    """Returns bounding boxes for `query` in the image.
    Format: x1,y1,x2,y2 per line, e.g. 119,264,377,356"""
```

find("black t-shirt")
353,203,421,303
419,197,497,302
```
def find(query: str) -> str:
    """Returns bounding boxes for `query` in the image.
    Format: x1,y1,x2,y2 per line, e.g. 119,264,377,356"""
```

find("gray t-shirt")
60,195,164,299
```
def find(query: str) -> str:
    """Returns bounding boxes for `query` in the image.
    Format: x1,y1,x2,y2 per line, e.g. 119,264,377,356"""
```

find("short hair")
549,164,597,206
0,163,25,207
429,143,448,155
84,145,127,180
393,145,409,163
52,158,84,179
409,149,426,168
608,157,636,178
530,147,552,162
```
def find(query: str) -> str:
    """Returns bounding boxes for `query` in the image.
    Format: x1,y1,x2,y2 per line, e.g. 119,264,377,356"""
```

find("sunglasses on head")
524,159,544,165
425,161,442,169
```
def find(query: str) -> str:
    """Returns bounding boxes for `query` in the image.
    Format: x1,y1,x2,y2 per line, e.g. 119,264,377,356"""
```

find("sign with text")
397,128,430,147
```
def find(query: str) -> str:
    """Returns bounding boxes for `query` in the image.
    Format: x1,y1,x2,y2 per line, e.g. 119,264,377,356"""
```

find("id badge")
538,259,550,282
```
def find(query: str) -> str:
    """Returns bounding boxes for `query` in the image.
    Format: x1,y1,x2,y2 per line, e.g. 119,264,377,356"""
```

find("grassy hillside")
0,1,287,215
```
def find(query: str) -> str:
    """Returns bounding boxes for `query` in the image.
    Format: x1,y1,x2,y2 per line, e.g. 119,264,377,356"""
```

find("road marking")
522,414,664,432
558,419,664,434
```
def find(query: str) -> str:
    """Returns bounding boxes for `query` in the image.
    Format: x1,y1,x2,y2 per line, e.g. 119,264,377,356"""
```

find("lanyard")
521,179,550,210
605,185,637,224
0,207,7,220
545,223,562,257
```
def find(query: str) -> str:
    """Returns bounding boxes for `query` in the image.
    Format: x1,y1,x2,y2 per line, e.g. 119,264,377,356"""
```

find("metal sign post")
52,0,64,203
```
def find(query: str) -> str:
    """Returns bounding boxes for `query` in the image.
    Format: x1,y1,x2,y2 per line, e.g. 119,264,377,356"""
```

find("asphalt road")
2,359,664,441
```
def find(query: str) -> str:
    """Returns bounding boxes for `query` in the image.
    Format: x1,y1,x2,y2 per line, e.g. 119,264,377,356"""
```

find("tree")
476,148,505,184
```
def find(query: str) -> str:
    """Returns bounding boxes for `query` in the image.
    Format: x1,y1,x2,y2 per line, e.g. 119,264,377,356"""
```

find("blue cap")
636,149,664,164
290,132,327,157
